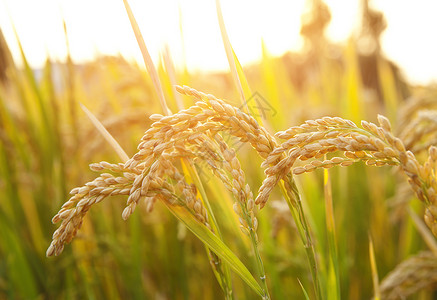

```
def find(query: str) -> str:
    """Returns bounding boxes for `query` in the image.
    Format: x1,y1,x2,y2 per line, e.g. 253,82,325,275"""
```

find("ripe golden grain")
380,251,437,300
47,86,437,258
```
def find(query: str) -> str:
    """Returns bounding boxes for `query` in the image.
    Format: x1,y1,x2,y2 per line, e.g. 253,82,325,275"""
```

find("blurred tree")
357,0,410,103
279,0,331,92
358,0,386,55
281,0,336,93
281,0,410,105
357,0,386,102
300,0,331,56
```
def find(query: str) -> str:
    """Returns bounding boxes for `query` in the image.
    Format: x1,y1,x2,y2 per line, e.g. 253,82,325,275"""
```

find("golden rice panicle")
292,157,355,175
255,114,426,209
163,160,211,228
257,118,363,207
377,114,392,132
262,113,437,237
122,156,173,220
422,146,437,235
178,179,211,228
398,110,437,153
124,85,279,182
380,251,437,300
48,84,437,263
47,173,134,257
213,134,258,235
89,161,135,173
123,144,214,227
175,85,279,159
125,85,285,216
122,117,216,218
174,85,290,210
396,95,436,132
397,95,437,144
48,129,218,256
123,89,273,226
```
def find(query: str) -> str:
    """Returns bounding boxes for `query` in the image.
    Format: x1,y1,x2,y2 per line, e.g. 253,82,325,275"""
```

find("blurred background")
1,0,437,299
1,0,437,85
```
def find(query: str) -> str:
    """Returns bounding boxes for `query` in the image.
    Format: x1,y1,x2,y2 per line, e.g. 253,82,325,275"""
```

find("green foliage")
1,5,435,300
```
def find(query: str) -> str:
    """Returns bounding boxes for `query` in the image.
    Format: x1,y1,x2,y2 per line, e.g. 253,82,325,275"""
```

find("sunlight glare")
0,0,436,84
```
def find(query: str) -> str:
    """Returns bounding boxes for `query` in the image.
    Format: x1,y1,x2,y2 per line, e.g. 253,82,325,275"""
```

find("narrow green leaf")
297,278,311,300
343,39,362,122
162,203,264,297
215,0,245,107
79,103,129,162
181,159,232,295
163,45,184,111
62,17,79,146
377,57,399,122
324,166,340,300
12,23,52,139
0,221,38,299
229,46,266,126
122,0,171,116
260,40,283,127
180,158,233,296
368,234,380,300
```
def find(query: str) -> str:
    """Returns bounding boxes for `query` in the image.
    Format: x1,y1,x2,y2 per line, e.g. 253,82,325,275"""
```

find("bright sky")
0,0,436,85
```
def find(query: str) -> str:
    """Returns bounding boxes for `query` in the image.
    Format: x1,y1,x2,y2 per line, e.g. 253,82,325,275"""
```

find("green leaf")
297,278,311,300
369,235,380,300
324,167,340,300
162,202,264,297
180,158,233,297
122,0,171,116
79,103,129,162
216,0,265,125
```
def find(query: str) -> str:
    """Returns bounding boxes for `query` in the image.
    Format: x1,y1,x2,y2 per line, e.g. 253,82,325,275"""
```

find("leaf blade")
162,203,264,297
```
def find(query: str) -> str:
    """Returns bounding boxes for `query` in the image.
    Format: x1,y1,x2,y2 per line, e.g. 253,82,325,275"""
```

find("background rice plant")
1,1,437,299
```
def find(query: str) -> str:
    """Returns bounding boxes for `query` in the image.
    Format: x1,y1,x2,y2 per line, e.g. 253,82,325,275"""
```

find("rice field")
1,1,437,299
